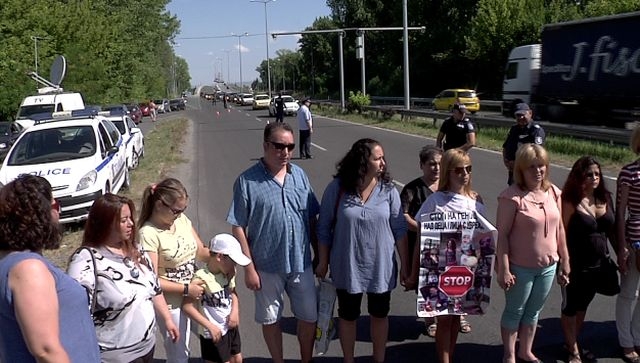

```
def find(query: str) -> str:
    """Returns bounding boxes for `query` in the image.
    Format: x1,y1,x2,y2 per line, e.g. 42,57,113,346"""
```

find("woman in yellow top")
139,178,209,363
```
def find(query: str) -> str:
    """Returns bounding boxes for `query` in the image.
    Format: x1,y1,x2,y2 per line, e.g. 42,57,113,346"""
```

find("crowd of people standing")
0,102,638,363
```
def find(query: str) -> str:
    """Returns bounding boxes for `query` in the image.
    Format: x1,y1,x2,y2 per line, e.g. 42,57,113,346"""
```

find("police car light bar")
97,109,127,117
32,108,100,124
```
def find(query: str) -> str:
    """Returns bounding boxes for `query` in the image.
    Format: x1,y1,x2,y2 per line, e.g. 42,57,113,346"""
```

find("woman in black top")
561,156,615,363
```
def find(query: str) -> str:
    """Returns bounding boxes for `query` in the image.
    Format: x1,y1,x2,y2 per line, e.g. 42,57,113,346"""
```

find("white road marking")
311,142,326,151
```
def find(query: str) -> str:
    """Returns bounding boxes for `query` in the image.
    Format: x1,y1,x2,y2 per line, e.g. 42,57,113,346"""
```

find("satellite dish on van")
50,55,67,86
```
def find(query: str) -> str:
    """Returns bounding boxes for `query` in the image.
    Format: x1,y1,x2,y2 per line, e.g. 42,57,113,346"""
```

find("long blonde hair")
438,149,475,198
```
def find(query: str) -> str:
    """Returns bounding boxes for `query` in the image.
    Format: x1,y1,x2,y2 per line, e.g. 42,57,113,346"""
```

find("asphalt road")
150,96,625,363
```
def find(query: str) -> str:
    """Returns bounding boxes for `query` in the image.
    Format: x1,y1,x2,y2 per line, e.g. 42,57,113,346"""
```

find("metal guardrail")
369,96,503,113
316,101,630,146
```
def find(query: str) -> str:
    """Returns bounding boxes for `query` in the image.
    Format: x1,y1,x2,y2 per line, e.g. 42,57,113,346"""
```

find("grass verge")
44,118,189,269
315,104,635,174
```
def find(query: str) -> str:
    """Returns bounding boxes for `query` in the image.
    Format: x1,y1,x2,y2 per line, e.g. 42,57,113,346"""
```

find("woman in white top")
68,194,178,363
415,149,486,363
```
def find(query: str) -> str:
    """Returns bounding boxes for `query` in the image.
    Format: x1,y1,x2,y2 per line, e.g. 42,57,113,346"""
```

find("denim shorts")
254,267,317,324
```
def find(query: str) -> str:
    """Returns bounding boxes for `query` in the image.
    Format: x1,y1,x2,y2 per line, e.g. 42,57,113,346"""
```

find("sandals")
566,351,582,363
459,317,472,333
426,322,437,338
623,352,640,363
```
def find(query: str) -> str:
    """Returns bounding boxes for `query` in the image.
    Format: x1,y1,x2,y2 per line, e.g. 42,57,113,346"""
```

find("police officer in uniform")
436,103,476,151
502,102,545,185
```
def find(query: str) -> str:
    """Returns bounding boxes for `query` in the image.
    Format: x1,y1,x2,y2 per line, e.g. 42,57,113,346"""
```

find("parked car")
252,94,270,110
169,98,186,111
240,93,254,106
101,110,144,170
0,109,129,223
0,121,25,159
432,89,480,113
268,95,299,116
139,102,151,117
126,104,143,124
154,99,170,113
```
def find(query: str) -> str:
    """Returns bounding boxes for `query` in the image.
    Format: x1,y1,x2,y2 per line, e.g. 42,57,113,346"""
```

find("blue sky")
167,0,332,86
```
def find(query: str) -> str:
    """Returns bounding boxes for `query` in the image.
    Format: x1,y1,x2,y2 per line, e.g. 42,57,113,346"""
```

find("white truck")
502,11,640,125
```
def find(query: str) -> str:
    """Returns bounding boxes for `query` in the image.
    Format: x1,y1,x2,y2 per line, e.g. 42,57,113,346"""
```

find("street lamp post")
221,49,231,84
215,57,223,82
403,0,410,110
250,0,275,97
231,33,249,92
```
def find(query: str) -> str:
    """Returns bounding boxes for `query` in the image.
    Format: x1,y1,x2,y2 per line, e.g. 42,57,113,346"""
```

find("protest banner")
416,210,497,317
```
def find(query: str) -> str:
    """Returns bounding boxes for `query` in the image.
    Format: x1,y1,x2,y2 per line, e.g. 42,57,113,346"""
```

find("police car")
99,110,144,169
0,109,129,223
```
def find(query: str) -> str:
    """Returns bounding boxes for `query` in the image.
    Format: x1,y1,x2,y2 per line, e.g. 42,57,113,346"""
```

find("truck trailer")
502,11,640,125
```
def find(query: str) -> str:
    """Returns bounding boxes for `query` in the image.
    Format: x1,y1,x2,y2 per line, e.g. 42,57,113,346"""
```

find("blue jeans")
501,263,556,331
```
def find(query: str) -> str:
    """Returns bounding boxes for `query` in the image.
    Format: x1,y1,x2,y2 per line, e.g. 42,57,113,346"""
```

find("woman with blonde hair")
415,148,486,363
496,144,570,363
139,178,209,363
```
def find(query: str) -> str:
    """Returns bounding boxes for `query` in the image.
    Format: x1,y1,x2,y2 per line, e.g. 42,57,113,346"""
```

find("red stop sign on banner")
438,266,475,297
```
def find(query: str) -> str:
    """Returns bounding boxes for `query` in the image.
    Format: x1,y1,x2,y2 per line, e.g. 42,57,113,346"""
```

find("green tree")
0,0,183,119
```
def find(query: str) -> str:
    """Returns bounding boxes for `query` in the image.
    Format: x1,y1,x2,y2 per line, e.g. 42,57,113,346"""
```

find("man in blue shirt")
502,103,546,185
227,122,319,363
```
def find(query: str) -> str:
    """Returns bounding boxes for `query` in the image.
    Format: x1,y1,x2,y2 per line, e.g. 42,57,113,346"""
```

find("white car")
240,93,254,106
101,111,144,169
252,94,270,110
268,95,299,116
0,109,129,223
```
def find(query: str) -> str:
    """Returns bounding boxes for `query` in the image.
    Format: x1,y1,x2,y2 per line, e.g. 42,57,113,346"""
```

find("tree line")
252,0,640,100
0,0,190,120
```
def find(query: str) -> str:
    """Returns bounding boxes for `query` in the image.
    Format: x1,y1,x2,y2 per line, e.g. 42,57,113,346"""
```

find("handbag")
72,246,98,314
314,278,337,356
595,256,620,296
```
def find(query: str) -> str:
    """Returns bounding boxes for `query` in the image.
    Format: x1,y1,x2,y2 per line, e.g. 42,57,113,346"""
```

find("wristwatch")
183,283,189,297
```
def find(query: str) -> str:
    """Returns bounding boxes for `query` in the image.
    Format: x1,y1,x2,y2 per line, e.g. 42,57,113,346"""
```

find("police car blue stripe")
95,137,123,172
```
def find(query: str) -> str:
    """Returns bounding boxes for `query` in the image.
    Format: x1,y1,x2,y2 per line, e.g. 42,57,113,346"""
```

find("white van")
15,88,85,129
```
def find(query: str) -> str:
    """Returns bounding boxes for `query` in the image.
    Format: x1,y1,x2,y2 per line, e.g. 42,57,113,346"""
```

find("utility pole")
403,0,410,110
250,0,275,97
272,29,346,111
232,33,249,92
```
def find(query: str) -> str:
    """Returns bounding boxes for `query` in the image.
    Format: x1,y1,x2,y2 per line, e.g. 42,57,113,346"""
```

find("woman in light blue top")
0,174,100,363
316,138,408,363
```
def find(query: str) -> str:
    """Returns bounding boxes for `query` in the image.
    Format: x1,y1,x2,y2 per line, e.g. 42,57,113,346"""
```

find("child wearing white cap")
181,233,251,363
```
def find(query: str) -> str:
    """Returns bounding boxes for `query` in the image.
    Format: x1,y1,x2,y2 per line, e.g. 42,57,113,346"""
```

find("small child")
182,233,251,363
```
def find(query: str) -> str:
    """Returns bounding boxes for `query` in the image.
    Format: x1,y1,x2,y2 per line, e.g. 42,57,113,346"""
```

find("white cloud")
234,44,250,53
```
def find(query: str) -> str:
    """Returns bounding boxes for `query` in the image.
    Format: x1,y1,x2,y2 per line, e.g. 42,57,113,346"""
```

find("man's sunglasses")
269,141,295,151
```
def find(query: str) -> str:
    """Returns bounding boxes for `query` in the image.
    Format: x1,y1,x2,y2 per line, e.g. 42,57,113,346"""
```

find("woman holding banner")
496,144,570,363
415,148,486,363
315,138,408,363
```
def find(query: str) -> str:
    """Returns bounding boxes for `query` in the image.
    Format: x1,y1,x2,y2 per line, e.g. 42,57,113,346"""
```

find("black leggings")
336,289,391,321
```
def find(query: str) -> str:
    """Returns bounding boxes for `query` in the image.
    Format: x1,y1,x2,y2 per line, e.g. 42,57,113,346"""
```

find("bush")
346,91,371,114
